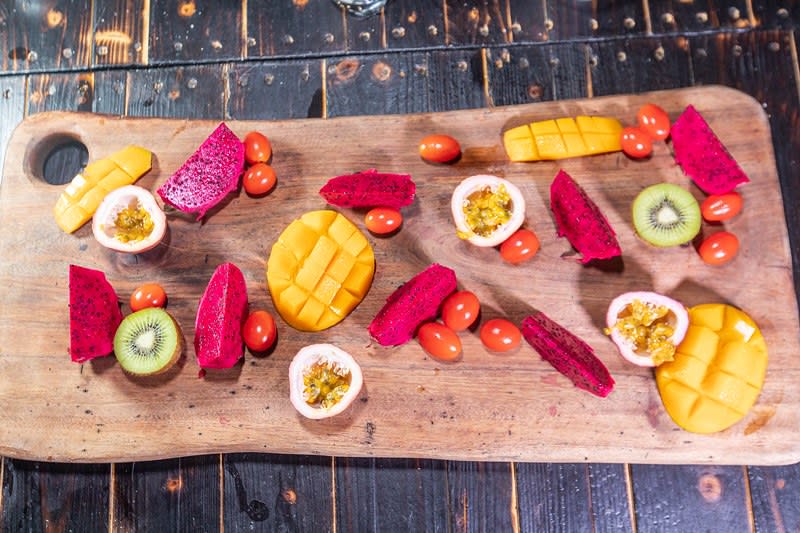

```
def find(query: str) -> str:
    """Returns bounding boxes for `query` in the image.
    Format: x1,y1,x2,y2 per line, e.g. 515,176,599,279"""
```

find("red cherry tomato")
698,231,739,265
620,127,653,158
244,131,272,165
242,310,277,352
636,104,671,141
500,228,540,265
243,163,277,196
441,291,481,331
418,322,462,361
419,134,461,164
701,192,743,222
479,318,521,353
130,283,167,311
365,207,403,235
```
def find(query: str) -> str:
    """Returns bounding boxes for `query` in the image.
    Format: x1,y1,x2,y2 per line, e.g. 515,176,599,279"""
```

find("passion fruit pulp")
288,344,363,419
92,185,166,253
451,175,526,248
605,291,689,367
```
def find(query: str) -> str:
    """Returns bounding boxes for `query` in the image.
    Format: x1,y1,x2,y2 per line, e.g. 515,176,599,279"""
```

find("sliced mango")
655,304,768,434
503,116,623,161
53,145,152,233
267,210,375,331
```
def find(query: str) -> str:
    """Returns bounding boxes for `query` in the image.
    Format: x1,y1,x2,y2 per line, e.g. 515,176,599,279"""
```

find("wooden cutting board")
0,86,797,465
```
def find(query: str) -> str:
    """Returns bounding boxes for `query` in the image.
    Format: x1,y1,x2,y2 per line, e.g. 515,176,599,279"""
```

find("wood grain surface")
0,85,797,465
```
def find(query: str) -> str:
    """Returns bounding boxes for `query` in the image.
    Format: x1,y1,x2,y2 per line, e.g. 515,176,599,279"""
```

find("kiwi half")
114,307,183,376
632,183,701,247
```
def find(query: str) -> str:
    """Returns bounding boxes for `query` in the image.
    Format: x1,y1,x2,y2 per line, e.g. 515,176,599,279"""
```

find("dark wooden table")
2,1,800,531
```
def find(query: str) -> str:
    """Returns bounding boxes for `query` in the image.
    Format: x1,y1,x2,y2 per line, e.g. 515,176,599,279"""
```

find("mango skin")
503,116,623,161
655,304,768,434
53,146,152,233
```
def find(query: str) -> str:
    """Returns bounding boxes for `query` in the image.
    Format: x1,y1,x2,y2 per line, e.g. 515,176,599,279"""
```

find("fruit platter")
0,86,798,464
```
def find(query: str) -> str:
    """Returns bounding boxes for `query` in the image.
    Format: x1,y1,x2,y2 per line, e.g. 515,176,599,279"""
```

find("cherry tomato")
479,318,521,353
698,231,739,265
500,228,540,265
365,207,403,235
419,134,461,164
620,127,653,158
441,291,481,331
701,192,743,222
636,103,671,140
243,163,277,196
130,283,167,311
244,131,272,165
242,310,277,352
418,322,462,362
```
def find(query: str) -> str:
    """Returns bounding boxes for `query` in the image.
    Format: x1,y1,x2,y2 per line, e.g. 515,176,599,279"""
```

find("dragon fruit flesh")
157,122,245,220
69,265,123,363
195,262,249,369
368,263,457,346
550,170,621,263
320,169,416,209
521,311,615,398
671,105,750,195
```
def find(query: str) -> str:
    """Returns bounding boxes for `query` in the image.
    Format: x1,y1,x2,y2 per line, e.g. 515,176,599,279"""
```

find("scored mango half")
267,210,375,332
655,303,768,434
503,116,623,161
53,146,152,233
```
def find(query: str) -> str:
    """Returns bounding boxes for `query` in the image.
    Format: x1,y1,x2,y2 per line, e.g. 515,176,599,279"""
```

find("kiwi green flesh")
114,307,182,376
633,183,701,247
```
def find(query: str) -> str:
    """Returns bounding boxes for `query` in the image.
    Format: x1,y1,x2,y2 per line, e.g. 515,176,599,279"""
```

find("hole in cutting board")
27,134,89,185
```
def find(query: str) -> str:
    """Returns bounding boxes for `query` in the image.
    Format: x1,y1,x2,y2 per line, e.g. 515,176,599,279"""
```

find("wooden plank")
383,0,446,49
588,464,634,533
0,76,26,179
507,0,547,42
516,464,592,532
444,0,511,45
648,1,720,33
0,88,798,464
148,0,243,64
0,0,92,72
93,0,148,66
223,454,332,531
228,61,325,120
544,0,594,40
591,1,646,36
27,72,95,115
751,1,800,29
748,463,800,532
1,460,109,531
125,64,225,118
448,462,514,531
630,465,752,532
246,0,346,57
94,70,129,115
344,7,386,52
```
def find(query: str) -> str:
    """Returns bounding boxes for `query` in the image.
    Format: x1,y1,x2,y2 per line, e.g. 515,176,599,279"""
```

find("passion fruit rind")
451,175,526,248
92,185,166,253
605,291,689,367
288,344,364,420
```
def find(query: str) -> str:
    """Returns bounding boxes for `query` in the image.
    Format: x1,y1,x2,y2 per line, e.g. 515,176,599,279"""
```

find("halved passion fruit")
92,185,166,253
451,175,526,247
605,291,689,367
288,344,364,419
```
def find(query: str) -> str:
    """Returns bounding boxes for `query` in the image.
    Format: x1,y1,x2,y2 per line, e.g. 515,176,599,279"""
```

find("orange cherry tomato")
418,322,462,361
479,318,521,353
242,310,277,352
620,127,653,158
500,228,540,265
365,207,403,235
130,283,167,311
441,291,481,331
244,131,272,165
698,231,739,265
701,192,743,222
636,103,671,141
243,163,277,196
419,134,461,164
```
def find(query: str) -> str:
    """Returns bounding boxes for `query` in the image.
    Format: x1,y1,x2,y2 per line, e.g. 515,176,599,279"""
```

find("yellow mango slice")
267,210,375,331
655,304,768,434
53,145,152,233
503,116,623,161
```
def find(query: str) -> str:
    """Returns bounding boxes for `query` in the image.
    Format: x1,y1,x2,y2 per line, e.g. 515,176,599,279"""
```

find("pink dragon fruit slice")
320,169,416,209
157,123,245,220
521,312,615,398
671,105,750,194
69,265,123,363
368,263,457,346
550,170,621,264
195,262,248,369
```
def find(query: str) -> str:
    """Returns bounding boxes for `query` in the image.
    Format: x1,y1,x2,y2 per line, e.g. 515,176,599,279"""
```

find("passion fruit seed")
113,202,154,243
604,299,677,365
303,359,352,409
460,185,512,238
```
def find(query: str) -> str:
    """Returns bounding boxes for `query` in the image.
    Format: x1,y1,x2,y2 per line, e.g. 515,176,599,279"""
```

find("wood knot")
527,84,543,100
46,9,64,28
166,476,183,492
697,474,722,502
178,1,196,18
282,489,297,504
371,61,392,82
293,0,309,7
334,59,361,83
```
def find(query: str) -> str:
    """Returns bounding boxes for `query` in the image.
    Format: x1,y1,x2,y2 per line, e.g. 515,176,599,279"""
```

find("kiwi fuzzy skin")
114,308,184,376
